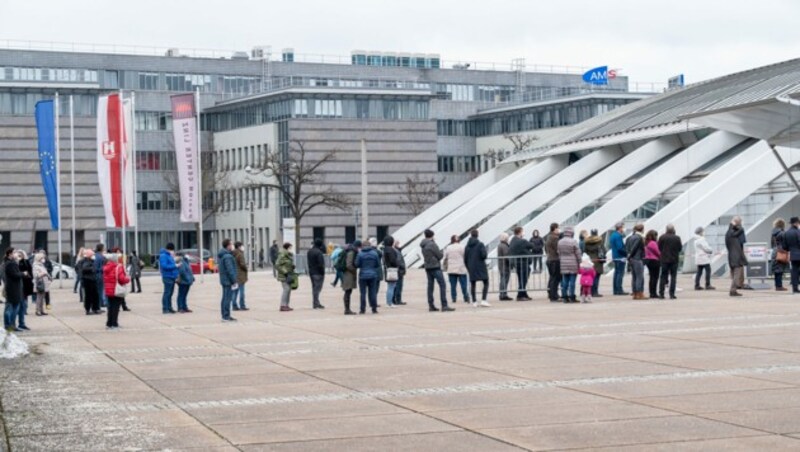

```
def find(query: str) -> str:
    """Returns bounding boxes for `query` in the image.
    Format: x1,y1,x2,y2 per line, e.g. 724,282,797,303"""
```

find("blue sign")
668,74,685,89
583,65,615,85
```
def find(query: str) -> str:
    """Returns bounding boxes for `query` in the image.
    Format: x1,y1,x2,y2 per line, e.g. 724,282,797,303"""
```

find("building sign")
745,243,769,279
668,74,685,89
582,66,617,85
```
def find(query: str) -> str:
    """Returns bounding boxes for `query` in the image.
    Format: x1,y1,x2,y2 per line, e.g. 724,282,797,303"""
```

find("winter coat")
557,235,581,274
78,258,96,283
129,255,143,278
772,228,787,273
782,226,800,262
443,243,468,275
497,240,511,273
103,262,130,297
464,237,489,281
509,236,534,257
544,232,560,262
584,234,605,274
159,248,179,281
2,258,22,305
19,258,34,297
420,238,443,270
307,246,326,277
694,235,714,266
177,259,195,286
530,236,545,255
383,238,407,277
374,247,384,280
33,261,52,293
395,247,407,277
625,233,645,261
725,225,748,268
217,248,238,286
356,246,381,280
645,240,660,261
658,233,683,265
610,230,627,260
233,249,249,284
342,247,359,290
275,250,295,282
579,266,596,287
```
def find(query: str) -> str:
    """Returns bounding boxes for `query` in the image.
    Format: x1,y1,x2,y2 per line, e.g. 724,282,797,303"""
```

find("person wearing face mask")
232,241,249,311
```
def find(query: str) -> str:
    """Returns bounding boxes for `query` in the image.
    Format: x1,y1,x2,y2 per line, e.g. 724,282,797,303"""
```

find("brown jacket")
233,249,248,285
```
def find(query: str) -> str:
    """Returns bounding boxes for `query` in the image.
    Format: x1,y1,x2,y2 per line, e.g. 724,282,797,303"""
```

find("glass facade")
0,67,98,83
0,92,97,116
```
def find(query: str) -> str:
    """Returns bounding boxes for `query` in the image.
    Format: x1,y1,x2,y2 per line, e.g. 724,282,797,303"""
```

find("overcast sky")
1,0,798,87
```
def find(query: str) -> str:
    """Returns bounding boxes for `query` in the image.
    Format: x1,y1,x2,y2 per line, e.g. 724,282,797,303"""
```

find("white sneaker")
480,301,492,307
471,302,478,307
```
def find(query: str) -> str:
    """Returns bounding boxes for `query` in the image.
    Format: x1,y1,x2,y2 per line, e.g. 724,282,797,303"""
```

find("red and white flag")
97,93,136,228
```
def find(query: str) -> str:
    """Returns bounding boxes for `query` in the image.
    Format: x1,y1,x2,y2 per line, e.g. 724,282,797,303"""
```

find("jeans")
359,277,378,313
731,266,744,293
233,283,247,309
659,262,678,297
221,284,234,319
448,274,470,302
4,302,18,330
281,281,292,307
106,296,121,327
97,276,107,307
394,276,404,304
695,264,712,288
332,270,342,287
560,273,577,299
471,279,488,301
310,274,324,307
791,261,800,292
775,272,784,289
177,284,191,311
73,277,81,293
592,272,601,296
516,258,531,298
499,269,510,298
630,259,644,293
162,278,176,312
613,260,626,294
645,259,660,296
425,268,448,308
17,296,28,328
386,281,397,306
533,256,543,273
131,276,141,293
546,260,561,300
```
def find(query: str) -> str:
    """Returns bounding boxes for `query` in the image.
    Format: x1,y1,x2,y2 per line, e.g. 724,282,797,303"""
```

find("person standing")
726,216,748,297
95,244,108,308
103,254,130,330
269,240,279,278
584,229,605,297
497,233,512,301
129,250,143,294
175,254,195,313
694,227,716,291
276,243,296,312
509,226,534,301
42,250,53,311
232,241,249,311
444,235,470,304
644,230,661,299
557,227,581,303
782,217,800,293
73,247,84,295
626,223,646,300
383,236,401,308
218,239,239,320
544,223,561,302
610,222,628,295
341,241,360,315
421,229,453,312
159,243,179,314
464,229,491,307
3,248,23,332
330,245,343,288
578,256,596,304
578,229,589,254
259,248,265,269
307,238,327,310
658,224,683,300
369,238,384,299
32,252,52,316
17,250,33,326
392,240,407,306
78,249,101,315
530,230,544,273
355,240,381,314
771,218,788,291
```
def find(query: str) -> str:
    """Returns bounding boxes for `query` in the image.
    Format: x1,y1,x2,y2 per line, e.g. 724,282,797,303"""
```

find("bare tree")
485,133,538,165
396,174,439,217
245,140,350,251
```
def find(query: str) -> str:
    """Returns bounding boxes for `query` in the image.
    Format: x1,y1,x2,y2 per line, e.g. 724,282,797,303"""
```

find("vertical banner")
170,93,201,223
97,93,134,228
34,100,59,229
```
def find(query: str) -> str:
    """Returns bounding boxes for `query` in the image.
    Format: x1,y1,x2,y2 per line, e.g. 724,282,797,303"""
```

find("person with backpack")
340,241,360,315
330,244,343,288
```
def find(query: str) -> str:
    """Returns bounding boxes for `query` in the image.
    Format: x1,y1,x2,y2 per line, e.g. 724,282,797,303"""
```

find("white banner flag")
170,93,201,223
97,93,135,228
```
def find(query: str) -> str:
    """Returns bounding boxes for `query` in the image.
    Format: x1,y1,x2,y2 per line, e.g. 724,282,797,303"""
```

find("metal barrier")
294,254,335,275
484,255,549,294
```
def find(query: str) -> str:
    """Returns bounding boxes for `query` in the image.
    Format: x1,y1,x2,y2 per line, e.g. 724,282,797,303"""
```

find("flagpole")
55,92,63,288
196,87,204,284
69,95,76,270
132,91,139,258
119,90,126,257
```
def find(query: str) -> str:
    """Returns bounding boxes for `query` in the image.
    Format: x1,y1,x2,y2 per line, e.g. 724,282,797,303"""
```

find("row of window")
0,67,98,83
351,54,440,69
138,71,260,94
216,144,271,172
0,93,97,116
216,187,270,212
136,151,177,171
437,155,490,173
135,111,173,131
137,191,180,211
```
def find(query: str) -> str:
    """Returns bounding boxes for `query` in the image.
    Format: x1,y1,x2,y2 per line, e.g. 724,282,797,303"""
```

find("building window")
377,226,389,243
345,226,356,245
139,72,158,90
313,227,325,245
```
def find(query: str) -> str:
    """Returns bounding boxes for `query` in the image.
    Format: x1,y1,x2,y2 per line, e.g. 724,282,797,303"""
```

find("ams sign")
582,66,618,85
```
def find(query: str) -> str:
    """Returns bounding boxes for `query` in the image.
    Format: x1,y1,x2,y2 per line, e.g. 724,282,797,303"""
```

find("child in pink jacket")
578,256,597,303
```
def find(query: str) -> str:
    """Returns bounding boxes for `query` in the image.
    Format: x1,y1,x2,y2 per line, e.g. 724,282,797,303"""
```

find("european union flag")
35,100,59,230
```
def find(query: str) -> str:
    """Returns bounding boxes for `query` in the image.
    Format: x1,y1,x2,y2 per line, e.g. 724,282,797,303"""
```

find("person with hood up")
544,223,562,302
578,256,596,303
232,241,250,311
368,237,383,298
356,239,381,314
694,227,716,291
341,241,361,315
626,223,646,300
464,229,491,307
420,229,453,312
218,239,239,320
530,230,544,273
444,235,470,304
557,227,582,303
583,229,605,297
382,236,405,308
497,233,511,301
159,243,179,314
307,238,327,310
175,254,195,313
275,242,296,312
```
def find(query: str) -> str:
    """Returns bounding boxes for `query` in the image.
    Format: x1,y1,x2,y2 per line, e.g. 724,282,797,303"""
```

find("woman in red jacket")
103,254,130,329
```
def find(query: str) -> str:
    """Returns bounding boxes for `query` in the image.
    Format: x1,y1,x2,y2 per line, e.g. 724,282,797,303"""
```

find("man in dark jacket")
726,216,748,297
3,248,22,332
544,223,561,301
464,229,490,307
307,238,327,309
658,224,683,300
783,217,800,293
218,239,239,321
610,222,628,295
269,240,279,278
626,223,646,300
509,226,534,301
497,233,511,301
392,240,407,306
341,241,361,315
420,229,453,312
94,243,108,308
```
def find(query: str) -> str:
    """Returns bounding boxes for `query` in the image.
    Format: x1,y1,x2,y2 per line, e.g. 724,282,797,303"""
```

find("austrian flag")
97,93,136,228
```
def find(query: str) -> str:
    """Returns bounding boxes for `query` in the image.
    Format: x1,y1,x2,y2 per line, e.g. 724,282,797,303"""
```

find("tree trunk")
294,217,301,256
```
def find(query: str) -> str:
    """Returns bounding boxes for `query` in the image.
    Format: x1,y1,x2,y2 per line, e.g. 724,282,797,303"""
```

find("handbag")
114,265,130,297
777,249,790,265
386,267,399,282
35,277,46,293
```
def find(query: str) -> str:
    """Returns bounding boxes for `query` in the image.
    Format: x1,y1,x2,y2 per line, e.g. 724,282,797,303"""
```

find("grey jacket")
420,238,443,270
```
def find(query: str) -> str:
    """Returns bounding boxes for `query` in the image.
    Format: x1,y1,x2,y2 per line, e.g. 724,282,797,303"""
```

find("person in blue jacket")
175,254,195,313
159,243,179,314
217,239,239,321
610,222,629,295
355,241,381,314
94,243,107,310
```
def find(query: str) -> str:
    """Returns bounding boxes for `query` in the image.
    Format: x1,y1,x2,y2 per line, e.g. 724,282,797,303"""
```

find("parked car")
186,254,216,274
51,263,76,280
179,248,212,261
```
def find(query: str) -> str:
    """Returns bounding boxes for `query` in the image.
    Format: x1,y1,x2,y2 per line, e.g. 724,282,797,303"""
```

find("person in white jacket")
444,235,471,305
32,252,52,316
694,227,716,290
